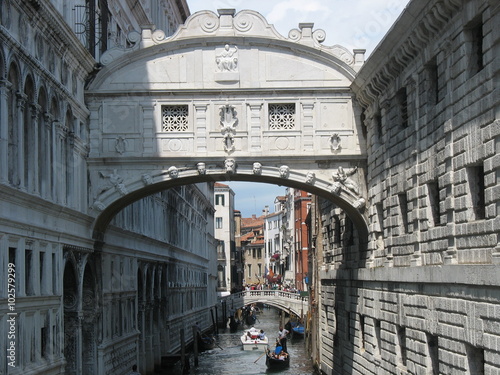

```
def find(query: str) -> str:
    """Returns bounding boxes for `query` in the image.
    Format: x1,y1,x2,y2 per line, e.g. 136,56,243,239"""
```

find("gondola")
291,324,305,337
229,316,240,332
245,314,257,325
265,347,290,369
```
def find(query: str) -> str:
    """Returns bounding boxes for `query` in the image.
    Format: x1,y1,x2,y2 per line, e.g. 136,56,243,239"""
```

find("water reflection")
162,306,318,375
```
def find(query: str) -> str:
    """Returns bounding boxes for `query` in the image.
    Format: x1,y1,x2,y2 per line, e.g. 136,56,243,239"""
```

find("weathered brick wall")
319,0,500,374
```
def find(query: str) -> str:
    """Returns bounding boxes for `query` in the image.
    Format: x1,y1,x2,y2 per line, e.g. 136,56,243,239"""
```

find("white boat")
240,327,269,351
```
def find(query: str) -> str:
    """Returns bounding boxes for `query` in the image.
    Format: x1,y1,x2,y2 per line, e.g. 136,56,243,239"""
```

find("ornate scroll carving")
220,104,238,153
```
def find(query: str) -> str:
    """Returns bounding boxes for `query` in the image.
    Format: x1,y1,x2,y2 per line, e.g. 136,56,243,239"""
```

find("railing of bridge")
221,289,308,308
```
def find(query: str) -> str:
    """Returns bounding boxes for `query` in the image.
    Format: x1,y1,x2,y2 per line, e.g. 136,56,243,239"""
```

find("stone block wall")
317,0,500,374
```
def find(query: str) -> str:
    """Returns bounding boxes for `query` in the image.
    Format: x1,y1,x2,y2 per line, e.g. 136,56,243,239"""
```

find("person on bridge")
278,325,289,352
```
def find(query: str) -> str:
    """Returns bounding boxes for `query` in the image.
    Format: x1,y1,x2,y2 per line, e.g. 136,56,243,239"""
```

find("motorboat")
240,327,269,351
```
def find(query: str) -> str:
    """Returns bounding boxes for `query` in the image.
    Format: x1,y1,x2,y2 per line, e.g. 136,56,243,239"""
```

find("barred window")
269,103,295,130
162,105,188,131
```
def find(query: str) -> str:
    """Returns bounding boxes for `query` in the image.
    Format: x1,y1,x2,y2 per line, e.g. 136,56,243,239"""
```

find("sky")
186,0,411,57
185,0,410,217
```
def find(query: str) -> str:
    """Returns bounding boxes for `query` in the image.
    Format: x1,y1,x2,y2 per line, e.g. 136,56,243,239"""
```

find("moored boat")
198,334,216,351
291,324,305,337
240,327,269,351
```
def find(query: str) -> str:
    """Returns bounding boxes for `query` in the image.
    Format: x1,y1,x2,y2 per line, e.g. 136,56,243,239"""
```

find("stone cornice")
351,0,461,108
17,0,96,73
98,9,359,73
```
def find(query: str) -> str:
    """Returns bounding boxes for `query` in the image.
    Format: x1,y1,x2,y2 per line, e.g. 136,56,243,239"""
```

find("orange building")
294,190,311,290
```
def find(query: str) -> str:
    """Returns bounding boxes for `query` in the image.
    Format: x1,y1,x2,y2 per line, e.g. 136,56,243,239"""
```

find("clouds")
187,0,410,56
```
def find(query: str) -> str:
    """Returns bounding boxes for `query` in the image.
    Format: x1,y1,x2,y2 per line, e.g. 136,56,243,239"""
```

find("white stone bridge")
221,290,309,317
85,9,370,247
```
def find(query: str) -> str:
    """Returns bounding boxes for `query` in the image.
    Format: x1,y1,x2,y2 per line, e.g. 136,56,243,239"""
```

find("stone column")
141,103,155,155
30,103,41,196
55,121,68,205
50,120,59,202
0,80,11,184
194,104,208,153
16,91,27,191
248,103,262,152
301,102,315,151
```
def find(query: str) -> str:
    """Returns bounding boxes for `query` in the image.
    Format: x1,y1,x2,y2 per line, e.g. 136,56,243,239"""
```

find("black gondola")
265,347,290,370
246,314,257,325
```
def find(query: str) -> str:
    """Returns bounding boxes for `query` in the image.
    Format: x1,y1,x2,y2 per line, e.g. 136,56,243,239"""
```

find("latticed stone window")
162,105,189,131
269,103,295,130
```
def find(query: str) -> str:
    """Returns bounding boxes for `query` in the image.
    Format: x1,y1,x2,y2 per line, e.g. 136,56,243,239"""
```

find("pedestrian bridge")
221,290,309,317
85,9,370,246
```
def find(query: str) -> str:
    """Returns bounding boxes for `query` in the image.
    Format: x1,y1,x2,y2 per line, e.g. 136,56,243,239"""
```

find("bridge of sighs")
86,8,369,245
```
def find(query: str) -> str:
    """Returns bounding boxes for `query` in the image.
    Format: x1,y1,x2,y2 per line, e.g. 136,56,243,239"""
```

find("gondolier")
277,325,289,352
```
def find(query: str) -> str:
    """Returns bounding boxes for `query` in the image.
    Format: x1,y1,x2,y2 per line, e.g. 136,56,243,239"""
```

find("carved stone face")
279,165,289,178
197,162,206,174
168,166,178,178
306,172,315,184
253,162,262,175
225,158,235,173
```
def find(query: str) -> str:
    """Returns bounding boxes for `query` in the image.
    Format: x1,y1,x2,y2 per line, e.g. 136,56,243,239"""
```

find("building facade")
0,1,219,375
309,0,500,374
214,183,236,295
294,189,311,291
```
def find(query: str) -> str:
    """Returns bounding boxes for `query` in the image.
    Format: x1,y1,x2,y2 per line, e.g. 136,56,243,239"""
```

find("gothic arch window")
24,74,36,192
7,62,20,186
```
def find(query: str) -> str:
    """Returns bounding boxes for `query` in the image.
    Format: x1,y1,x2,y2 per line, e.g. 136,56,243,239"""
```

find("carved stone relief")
220,104,238,153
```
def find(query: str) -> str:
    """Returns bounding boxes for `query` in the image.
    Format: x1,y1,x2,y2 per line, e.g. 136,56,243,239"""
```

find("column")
248,102,262,152
141,103,155,155
301,102,315,151
30,103,41,195
16,91,27,190
0,80,11,183
194,103,208,153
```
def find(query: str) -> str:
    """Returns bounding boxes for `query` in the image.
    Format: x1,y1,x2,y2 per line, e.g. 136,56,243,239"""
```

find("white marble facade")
0,1,216,375
1,0,498,375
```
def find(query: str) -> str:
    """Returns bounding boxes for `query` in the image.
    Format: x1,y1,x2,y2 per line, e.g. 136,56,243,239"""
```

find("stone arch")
91,170,368,249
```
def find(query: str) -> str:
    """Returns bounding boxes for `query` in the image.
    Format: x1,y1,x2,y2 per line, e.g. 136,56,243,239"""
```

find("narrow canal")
163,306,319,374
